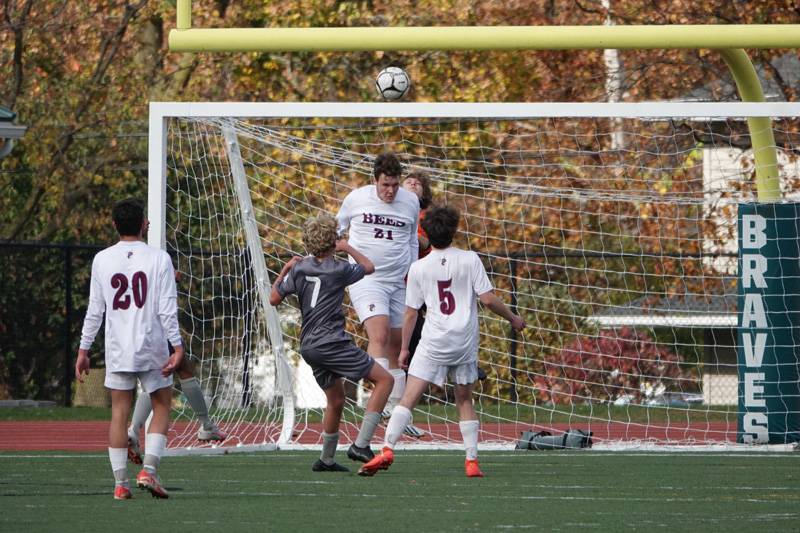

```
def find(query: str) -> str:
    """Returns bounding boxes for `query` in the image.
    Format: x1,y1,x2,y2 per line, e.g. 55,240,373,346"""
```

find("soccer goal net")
149,102,800,453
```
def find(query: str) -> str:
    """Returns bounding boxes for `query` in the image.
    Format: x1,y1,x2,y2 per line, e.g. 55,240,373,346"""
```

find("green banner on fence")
737,202,800,444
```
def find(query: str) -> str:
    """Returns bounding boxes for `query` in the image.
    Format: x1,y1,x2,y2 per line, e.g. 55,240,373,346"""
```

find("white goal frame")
148,101,800,452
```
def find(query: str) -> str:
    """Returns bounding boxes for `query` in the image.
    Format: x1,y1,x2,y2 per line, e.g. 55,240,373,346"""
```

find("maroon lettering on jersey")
111,273,130,310
361,213,406,227
111,271,148,310
437,279,456,315
131,271,148,308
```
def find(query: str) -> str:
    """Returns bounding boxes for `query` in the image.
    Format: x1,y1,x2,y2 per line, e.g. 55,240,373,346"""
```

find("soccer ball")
375,66,411,101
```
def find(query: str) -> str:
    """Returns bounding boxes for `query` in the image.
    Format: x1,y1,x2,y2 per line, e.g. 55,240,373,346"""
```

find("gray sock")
321,432,339,465
354,411,381,448
113,468,129,486
143,454,160,474
129,391,152,436
180,377,212,429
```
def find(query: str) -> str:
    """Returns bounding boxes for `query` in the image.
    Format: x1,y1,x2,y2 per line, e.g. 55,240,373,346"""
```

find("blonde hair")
303,213,338,257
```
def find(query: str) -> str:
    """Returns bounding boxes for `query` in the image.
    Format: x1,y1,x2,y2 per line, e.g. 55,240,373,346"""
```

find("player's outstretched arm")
269,256,302,306
478,290,527,331
398,306,419,369
336,239,375,275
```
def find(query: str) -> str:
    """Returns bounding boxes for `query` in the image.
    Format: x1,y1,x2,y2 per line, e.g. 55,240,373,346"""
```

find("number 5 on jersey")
437,279,455,315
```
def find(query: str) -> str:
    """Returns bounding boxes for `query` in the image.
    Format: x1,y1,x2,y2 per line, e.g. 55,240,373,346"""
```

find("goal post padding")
737,202,800,444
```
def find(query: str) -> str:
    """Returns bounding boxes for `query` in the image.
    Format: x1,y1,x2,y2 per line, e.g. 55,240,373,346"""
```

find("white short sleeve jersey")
405,247,493,364
79,241,182,372
336,185,419,283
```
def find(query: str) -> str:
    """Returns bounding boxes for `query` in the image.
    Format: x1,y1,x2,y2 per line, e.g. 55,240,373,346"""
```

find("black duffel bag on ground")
515,429,593,450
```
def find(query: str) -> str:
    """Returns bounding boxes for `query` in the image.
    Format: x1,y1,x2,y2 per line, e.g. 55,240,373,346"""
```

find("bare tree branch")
3,0,33,108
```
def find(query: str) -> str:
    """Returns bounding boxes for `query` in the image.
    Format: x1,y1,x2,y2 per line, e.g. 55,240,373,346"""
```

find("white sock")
389,369,406,406
143,433,168,474
459,420,480,460
384,405,412,449
108,448,128,483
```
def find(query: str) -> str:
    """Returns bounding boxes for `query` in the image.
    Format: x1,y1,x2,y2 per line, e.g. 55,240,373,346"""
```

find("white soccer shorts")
407,350,479,387
348,278,406,328
105,369,173,393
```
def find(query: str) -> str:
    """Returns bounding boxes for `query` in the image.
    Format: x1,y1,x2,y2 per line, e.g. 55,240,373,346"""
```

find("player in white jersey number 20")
75,198,183,500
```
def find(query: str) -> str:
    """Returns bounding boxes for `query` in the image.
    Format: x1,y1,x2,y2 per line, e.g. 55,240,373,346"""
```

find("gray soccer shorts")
301,340,375,390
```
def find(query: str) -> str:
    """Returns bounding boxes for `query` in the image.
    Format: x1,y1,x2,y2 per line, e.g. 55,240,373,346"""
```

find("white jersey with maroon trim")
405,247,493,365
80,240,182,372
336,185,419,282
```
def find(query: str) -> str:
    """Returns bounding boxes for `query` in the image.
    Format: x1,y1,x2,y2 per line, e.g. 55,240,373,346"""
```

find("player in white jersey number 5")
75,198,183,500
359,205,527,478
336,153,422,433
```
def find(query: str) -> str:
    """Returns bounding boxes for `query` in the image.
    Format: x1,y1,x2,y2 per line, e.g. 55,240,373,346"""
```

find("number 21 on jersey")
373,228,393,240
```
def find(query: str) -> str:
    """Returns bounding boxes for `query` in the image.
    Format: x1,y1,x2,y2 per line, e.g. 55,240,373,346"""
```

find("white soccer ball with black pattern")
375,66,411,101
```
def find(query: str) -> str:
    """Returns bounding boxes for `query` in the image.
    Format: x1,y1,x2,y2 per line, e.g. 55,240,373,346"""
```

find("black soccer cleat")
346,443,375,463
312,459,350,472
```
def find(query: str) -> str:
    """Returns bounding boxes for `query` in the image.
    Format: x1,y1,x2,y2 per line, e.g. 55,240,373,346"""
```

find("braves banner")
737,202,800,444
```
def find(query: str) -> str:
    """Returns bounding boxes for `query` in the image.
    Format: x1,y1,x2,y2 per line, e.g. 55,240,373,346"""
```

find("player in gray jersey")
270,214,394,471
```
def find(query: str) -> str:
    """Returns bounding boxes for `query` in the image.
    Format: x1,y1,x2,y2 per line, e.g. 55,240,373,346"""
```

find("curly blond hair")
303,213,338,257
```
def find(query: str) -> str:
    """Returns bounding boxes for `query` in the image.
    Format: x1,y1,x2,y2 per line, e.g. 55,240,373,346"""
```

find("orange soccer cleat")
136,469,169,499
357,447,394,477
464,459,484,478
113,485,132,500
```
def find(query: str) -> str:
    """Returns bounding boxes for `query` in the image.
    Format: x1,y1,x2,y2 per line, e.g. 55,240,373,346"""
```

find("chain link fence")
0,242,103,406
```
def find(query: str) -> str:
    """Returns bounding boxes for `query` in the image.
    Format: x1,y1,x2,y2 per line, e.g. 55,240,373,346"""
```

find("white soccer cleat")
403,424,425,438
197,425,227,442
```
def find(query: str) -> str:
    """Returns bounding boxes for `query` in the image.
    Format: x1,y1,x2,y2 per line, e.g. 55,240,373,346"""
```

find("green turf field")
2,450,797,532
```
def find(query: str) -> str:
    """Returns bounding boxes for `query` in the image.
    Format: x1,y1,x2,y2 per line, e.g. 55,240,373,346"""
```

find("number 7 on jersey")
306,276,321,308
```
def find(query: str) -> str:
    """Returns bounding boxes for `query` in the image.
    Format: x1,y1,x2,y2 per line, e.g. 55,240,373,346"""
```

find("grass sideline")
1,451,798,532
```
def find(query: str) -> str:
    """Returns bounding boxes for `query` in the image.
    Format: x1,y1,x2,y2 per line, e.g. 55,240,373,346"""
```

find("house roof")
681,52,800,103
590,277,737,328
0,105,26,140
0,106,16,122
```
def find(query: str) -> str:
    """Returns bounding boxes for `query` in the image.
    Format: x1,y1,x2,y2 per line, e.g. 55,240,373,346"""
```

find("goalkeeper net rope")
152,103,800,452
